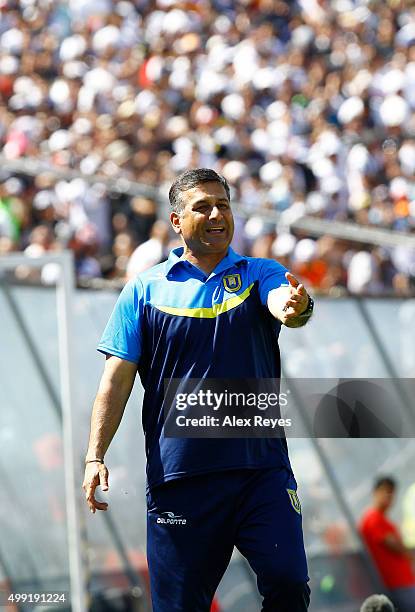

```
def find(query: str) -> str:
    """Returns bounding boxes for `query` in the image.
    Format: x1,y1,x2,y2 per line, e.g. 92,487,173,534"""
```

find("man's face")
374,484,395,512
170,181,234,255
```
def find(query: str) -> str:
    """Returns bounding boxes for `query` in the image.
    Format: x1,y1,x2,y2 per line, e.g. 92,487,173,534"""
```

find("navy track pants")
146,468,310,611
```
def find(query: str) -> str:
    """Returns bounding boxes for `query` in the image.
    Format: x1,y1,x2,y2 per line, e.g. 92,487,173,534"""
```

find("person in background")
359,476,415,612
360,594,395,612
126,219,170,279
1,1,415,292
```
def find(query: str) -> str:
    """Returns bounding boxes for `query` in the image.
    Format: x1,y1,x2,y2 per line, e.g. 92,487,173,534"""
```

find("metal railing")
2,155,415,249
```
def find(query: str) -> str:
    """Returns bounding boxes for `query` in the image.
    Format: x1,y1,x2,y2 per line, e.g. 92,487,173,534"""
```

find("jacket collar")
165,246,245,277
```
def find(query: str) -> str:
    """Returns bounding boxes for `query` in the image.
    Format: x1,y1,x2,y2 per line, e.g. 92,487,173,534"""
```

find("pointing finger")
285,272,299,288
296,283,307,296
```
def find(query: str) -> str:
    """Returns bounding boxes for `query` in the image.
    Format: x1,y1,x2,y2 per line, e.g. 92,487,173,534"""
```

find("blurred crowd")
0,0,415,293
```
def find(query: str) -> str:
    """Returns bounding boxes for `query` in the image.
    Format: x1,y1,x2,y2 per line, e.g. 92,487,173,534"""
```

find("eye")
195,205,209,213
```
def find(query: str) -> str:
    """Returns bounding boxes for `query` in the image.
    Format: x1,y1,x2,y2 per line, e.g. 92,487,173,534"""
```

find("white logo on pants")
156,511,187,525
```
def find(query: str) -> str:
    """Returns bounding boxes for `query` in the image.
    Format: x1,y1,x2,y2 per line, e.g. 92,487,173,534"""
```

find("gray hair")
169,168,230,214
360,594,395,612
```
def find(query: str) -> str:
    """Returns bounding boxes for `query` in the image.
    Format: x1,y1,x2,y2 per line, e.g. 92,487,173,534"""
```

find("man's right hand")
83,356,137,513
82,462,109,513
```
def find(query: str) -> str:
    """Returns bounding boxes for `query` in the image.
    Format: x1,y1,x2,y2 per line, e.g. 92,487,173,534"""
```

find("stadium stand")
0,0,414,294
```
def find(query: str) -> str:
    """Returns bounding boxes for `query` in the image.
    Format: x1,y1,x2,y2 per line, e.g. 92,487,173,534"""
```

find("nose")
209,206,223,221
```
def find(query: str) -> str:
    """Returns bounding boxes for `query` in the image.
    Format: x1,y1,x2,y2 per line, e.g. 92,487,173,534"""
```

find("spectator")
0,0,414,294
68,224,102,280
360,594,395,612
360,476,415,612
110,230,137,280
126,219,170,279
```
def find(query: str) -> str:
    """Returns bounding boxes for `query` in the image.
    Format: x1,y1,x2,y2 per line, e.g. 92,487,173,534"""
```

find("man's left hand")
267,272,311,327
281,272,309,319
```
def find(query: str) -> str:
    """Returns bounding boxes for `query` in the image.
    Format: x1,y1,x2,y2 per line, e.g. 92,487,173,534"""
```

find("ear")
170,211,182,235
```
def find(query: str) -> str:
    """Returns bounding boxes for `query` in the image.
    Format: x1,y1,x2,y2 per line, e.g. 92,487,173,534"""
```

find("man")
360,594,395,612
126,219,170,279
83,168,314,611
360,476,415,612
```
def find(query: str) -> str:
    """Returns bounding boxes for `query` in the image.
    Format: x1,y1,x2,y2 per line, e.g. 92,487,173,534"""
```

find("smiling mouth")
206,227,225,234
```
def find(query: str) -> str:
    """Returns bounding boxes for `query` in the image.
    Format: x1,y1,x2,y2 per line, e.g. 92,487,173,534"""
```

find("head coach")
83,168,314,611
